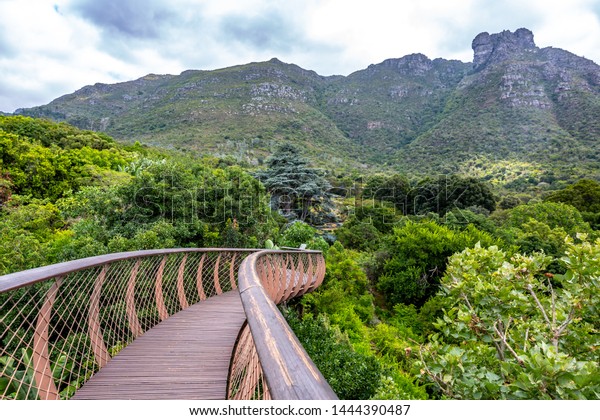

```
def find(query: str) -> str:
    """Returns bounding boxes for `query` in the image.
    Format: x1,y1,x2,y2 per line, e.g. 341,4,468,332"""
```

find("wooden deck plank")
72,290,246,400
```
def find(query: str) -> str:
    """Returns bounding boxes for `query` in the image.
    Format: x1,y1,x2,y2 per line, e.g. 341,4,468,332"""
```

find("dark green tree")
410,175,496,216
545,179,600,229
377,220,497,307
363,173,410,213
256,144,330,221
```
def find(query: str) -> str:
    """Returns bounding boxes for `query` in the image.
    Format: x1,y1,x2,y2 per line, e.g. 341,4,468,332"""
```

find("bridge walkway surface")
72,291,245,400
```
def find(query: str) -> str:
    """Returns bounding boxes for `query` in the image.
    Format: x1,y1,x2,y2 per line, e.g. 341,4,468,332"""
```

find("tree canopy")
256,143,330,221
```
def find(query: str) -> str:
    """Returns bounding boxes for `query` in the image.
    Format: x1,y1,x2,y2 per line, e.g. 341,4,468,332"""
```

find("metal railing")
0,248,335,400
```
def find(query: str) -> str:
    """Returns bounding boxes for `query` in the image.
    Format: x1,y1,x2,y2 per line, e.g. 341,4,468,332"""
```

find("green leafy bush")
416,237,600,399
377,220,497,307
285,312,383,400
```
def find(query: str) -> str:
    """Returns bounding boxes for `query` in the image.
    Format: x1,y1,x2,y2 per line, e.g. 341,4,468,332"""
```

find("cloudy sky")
1,0,599,113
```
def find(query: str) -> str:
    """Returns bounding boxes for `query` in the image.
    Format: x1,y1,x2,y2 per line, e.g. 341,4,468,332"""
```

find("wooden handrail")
236,251,338,400
0,248,260,293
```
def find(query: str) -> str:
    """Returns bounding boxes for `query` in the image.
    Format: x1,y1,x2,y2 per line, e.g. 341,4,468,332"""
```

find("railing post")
196,253,207,301
214,254,223,295
88,266,111,369
155,255,169,321
177,254,189,309
229,253,237,290
32,277,63,400
126,260,143,338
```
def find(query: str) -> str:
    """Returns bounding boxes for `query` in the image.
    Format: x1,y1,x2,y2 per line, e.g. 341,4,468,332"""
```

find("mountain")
16,59,363,166
394,29,600,179
16,28,600,181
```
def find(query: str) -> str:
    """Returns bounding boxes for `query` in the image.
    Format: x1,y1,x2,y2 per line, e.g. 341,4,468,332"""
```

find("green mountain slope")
320,54,470,155
19,59,362,166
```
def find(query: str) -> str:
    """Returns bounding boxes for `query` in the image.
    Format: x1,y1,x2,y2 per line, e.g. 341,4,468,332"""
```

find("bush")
285,312,383,400
416,237,600,399
377,220,497,307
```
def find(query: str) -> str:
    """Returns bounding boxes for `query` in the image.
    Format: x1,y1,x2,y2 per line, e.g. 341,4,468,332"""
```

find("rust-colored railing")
0,248,335,400
229,251,337,400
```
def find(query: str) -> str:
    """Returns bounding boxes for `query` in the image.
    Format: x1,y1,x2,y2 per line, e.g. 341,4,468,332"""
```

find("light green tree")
416,236,600,399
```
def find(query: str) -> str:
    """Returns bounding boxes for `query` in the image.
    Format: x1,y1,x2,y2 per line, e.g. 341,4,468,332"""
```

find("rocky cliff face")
472,28,537,69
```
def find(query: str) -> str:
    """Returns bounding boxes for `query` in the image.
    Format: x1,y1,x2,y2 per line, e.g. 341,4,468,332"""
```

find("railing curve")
0,248,256,400
229,250,337,400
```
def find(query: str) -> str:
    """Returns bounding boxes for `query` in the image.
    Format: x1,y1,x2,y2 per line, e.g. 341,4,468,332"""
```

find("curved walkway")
72,291,245,400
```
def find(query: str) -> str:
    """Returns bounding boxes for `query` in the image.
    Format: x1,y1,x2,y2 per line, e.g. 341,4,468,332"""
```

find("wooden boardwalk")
72,291,246,400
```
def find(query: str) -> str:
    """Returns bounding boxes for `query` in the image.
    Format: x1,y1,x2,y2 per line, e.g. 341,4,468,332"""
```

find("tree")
545,179,600,229
256,144,330,221
377,220,497,307
492,202,593,259
285,312,383,400
416,238,600,399
363,173,410,214
411,175,496,216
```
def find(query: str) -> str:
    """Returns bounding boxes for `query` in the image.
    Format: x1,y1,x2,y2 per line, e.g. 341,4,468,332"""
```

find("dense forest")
0,115,598,399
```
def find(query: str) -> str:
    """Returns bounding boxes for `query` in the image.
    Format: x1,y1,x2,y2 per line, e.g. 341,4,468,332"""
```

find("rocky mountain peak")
472,28,537,69
374,53,433,75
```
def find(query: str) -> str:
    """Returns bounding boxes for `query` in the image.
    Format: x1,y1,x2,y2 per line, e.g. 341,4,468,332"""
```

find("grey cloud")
0,81,56,113
219,12,304,52
70,0,177,39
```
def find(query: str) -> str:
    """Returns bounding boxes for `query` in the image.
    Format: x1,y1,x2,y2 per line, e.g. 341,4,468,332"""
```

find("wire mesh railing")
0,248,254,400
230,251,337,400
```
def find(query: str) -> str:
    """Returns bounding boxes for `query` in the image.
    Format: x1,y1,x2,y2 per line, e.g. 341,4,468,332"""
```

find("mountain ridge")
15,28,600,181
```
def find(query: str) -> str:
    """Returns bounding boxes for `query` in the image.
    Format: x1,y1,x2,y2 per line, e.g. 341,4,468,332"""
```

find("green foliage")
493,202,593,259
498,201,591,233
0,118,131,201
279,221,317,248
416,238,600,399
363,174,411,211
72,159,275,250
335,200,400,251
0,349,39,400
0,348,79,400
545,179,600,229
377,220,497,307
0,116,117,150
443,208,497,234
278,220,329,252
0,116,277,274
0,198,69,274
335,220,382,251
372,372,429,400
359,174,497,217
411,175,497,216
285,312,383,400
301,242,373,337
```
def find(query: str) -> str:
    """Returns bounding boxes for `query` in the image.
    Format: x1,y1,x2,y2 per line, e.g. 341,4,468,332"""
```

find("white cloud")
0,0,599,112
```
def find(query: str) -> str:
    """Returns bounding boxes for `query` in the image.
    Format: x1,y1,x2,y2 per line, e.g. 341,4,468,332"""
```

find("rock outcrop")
472,28,537,69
